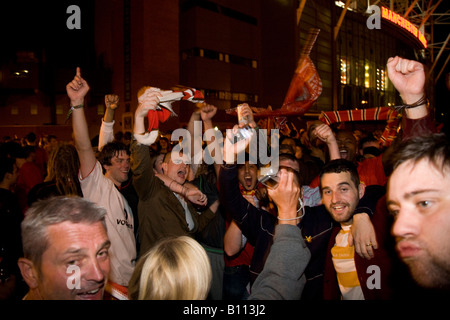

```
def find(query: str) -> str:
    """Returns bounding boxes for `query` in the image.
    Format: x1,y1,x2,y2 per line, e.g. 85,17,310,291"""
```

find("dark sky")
0,1,95,64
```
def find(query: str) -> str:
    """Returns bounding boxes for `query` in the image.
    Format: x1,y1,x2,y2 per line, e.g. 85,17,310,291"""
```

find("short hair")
97,141,130,169
389,133,450,174
319,159,360,190
128,236,212,300
21,196,107,271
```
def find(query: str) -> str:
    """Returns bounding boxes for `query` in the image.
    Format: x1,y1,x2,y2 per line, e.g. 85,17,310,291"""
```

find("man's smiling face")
321,171,364,226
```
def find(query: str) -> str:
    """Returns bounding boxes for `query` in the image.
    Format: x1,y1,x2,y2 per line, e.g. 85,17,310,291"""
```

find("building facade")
0,0,438,139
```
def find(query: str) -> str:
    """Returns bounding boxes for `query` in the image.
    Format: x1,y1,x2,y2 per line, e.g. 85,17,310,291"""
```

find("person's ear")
161,162,168,175
18,258,39,289
358,183,366,199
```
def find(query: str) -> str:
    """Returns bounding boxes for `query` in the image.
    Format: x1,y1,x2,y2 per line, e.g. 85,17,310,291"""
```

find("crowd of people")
0,56,449,301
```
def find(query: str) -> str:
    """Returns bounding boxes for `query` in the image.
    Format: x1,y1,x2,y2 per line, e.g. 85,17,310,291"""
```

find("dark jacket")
131,141,216,256
219,165,383,300
323,193,426,300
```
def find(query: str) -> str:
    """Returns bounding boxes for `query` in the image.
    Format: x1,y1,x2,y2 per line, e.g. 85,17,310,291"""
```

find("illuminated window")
97,104,104,115
340,58,347,84
355,61,360,86
30,104,38,115
375,67,386,91
56,105,64,115
364,63,370,88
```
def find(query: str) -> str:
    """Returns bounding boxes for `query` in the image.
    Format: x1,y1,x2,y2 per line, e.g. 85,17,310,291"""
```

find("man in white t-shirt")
66,68,136,297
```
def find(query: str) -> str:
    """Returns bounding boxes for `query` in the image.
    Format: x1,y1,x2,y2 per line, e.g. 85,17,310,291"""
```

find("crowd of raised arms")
0,56,449,301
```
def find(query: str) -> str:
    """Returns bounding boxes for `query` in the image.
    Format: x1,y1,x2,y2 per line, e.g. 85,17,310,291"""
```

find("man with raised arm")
130,88,218,256
66,68,136,299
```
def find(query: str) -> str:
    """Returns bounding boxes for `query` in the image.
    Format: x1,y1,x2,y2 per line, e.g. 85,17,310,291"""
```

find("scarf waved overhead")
225,29,322,130
318,107,402,147
135,87,204,146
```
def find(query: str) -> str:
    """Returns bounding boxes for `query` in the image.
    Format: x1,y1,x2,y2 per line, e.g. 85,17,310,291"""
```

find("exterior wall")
0,1,432,139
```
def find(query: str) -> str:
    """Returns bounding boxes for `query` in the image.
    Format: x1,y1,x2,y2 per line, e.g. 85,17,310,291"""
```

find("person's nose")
84,259,107,283
331,190,341,203
392,207,420,239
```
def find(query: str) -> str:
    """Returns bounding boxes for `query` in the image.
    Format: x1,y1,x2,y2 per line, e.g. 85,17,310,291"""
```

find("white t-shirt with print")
79,161,136,286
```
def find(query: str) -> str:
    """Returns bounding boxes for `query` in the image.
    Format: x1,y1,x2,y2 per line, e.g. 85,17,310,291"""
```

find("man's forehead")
113,150,130,159
321,171,353,185
279,159,299,172
169,152,190,164
336,131,356,141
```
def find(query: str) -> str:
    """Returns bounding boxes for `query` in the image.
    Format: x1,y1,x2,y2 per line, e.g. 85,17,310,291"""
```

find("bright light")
335,1,353,11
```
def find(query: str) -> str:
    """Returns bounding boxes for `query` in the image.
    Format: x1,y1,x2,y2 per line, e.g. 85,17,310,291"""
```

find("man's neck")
105,173,122,188
23,289,43,300
340,219,353,228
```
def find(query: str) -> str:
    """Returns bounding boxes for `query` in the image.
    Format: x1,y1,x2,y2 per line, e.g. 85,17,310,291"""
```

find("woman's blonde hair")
129,236,212,300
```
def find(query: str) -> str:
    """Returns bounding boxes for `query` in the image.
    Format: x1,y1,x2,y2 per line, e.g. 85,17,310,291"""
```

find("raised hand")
105,94,120,110
268,169,301,225
312,123,339,160
223,124,254,164
312,123,336,144
136,88,162,118
66,67,90,106
200,104,217,122
238,103,257,128
387,56,425,105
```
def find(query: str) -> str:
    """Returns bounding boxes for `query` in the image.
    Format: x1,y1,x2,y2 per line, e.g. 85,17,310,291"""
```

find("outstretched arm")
98,94,120,151
133,88,161,146
200,104,222,178
154,172,207,207
67,68,95,179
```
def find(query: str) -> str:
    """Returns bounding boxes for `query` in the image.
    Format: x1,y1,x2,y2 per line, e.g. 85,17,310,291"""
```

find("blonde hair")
129,236,212,300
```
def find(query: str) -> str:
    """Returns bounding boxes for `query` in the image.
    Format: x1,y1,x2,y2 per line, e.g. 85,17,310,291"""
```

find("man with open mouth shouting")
130,89,218,257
